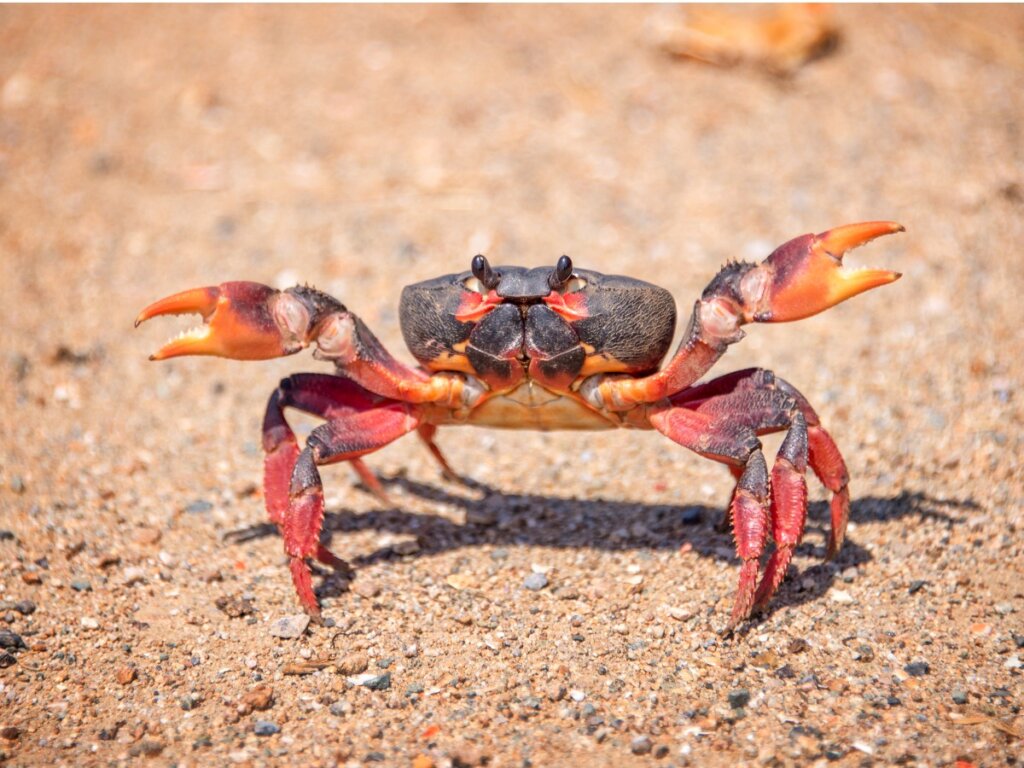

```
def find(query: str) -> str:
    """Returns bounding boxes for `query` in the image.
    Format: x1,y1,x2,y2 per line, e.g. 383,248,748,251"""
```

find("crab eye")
549,255,574,289
470,254,498,291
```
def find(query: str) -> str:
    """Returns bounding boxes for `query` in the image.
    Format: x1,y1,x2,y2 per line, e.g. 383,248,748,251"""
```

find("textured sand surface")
1,6,1022,767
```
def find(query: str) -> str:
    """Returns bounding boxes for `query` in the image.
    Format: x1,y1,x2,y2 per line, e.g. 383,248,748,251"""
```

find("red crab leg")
673,369,852,558
285,402,422,615
647,406,771,629
263,374,394,525
136,282,469,408
589,222,903,411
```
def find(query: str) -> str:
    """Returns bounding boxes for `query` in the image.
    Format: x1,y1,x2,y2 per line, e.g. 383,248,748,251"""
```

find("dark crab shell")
399,265,678,386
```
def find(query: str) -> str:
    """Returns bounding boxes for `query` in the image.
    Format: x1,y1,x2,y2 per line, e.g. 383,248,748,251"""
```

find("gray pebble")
184,500,213,514
180,694,200,711
362,673,391,691
329,701,348,717
13,601,35,615
523,572,548,591
70,579,92,592
267,614,310,639
630,735,653,755
904,661,930,677
253,720,280,736
0,630,26,650
728,689,751,709
951,688,968,704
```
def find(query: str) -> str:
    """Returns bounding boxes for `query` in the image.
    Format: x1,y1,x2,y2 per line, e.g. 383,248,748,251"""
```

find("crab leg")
136,282,470,408
285,402,422,615
647,406,771,628
673,368,851,558
587,222,903,411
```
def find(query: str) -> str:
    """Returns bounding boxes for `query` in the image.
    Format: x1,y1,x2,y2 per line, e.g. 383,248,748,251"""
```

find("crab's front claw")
135,281,310,361
752,221,904,323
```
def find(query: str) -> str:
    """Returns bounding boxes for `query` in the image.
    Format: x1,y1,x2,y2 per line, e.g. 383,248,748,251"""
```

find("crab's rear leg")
284,402,422,615
648,406,772,628
674,369,852,558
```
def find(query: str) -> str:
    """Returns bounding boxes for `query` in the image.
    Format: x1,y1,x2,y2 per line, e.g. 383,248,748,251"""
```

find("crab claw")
753,221,904,323
135,281,309,361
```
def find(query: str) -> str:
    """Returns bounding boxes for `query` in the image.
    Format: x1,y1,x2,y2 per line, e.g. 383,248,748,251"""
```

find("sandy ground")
1,5,1023,767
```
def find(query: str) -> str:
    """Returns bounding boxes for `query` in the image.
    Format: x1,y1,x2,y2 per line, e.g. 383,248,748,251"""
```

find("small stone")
157,551,177,568
0,726,20,740
336,653,369,676
180,694,201,710
727,689,751,709
134,527,162,546
903,661,930,677
215,595,255,618
548,685,567,702
80,616,99,630
569,689,586,702
9,476,25,494
908,580,928,594
70,578,92,592
787,638,810,654
329,700,349,717
21,572,41,585
267,614,309,639
523,572,548,591
253,720,280,736
951,688,968,705
681,507,701,524
0,631,26,650
853,644,874,662
12,601,35,615
123,567,146,586
630,735,653,755
994,602,1014,615
829,589,854,604
0,652,16,668
353,580,381,599
1003,655,1022,670
116,667,137,685
0,530,15,541
239,686,274,713
184,499,213,514
1013,634,1024,649
349,672,391,690
654,744,670,759
130,740,165,757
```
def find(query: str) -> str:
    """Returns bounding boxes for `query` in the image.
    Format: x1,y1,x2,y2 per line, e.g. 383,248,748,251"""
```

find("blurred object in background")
657,3,839,76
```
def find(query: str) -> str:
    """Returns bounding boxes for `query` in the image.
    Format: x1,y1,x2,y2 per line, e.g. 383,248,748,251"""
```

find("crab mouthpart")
135,281,292,360
761,221,904,323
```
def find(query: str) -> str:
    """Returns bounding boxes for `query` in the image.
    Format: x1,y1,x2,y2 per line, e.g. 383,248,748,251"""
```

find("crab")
136,221,903,628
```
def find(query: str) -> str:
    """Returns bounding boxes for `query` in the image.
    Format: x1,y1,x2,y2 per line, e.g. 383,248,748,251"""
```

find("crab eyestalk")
135,281,311,361
747,221,904,323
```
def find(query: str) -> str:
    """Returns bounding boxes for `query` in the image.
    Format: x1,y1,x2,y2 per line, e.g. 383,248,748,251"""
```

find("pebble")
1013,634,1024,649
20,572,41,585
70,578,92,592
180,694,201,710
353,580,381,598
0,631,26,650
336,653,369,675
904,661,930,677
727,689,751,709
12,601,35,615
267,614,309,639
569,689,586,702
523,572,548,591
1003,655,1022,670
130,740,165,757
239,686,274,713
123,567,146,586
253,720,280,736
908,580,928,594
329,700,349,717
0,726,20,740
951,688,968,704
0,652,16,668
0,530,15,541
630,735,653,755
116,667,137,685
80,616,99,630
184,499,213,514
348,672,391,690
829,589,854,604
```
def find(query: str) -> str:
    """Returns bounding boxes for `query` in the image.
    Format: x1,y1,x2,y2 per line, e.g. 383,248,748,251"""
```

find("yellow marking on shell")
466,381,615,431
425,349,476,374
579,351,637,376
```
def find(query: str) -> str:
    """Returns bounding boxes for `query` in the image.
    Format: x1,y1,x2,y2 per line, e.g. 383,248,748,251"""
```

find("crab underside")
137,221,903,629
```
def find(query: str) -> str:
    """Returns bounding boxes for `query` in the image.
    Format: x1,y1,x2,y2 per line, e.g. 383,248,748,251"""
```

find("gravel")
267,614,310,639
523,572,548,591
1,6,1022,768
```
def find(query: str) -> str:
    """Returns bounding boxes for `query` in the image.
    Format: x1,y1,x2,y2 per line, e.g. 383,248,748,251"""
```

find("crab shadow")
227,481,976,623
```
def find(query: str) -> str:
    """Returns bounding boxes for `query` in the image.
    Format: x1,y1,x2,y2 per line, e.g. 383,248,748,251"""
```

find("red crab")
137,221,903,628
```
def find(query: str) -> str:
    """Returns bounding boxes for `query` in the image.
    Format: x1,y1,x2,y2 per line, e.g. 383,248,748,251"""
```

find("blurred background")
1,5,1022,766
